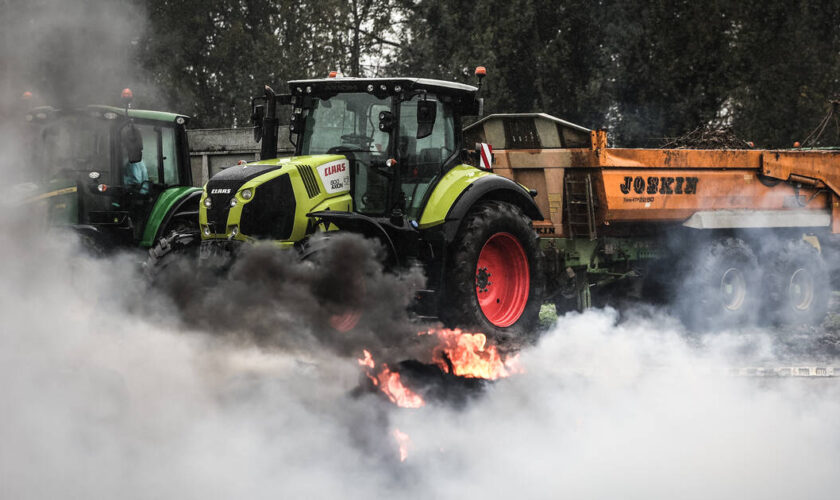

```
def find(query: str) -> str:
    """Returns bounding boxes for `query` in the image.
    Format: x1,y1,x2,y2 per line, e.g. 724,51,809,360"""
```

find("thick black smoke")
151,232,434,363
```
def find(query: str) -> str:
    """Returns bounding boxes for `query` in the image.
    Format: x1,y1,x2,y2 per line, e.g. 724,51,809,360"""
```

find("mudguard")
140,187,203,247
441,174,543,242
307,210,401,267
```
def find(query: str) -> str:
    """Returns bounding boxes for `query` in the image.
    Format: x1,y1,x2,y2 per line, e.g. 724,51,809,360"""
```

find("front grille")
296,164,320,198
240,173,296,240
205,179,243,233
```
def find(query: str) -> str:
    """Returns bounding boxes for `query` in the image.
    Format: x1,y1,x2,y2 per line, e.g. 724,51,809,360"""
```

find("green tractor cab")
18,94,202,255
199,74,544,337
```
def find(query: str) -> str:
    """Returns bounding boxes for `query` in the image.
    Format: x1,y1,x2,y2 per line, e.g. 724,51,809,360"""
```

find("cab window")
120,123,180,186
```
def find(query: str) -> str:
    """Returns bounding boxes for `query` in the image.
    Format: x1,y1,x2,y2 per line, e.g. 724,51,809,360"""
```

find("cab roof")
287,77,478,99
27,105,189,124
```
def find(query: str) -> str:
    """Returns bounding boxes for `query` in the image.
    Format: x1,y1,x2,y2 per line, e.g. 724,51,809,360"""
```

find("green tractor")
17,90,202,259
198,72,544,337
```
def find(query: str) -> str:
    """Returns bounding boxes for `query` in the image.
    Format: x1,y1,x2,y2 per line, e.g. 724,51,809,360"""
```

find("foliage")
136,0,398,128
394,0,840,147
14,0,838,144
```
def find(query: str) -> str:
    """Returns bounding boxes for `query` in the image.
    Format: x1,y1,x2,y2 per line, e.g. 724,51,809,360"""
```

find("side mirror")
416,99,437,139
124,126,143,163
252,102,265,142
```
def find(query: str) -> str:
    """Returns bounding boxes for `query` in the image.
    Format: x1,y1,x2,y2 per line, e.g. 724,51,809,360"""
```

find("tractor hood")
201,155,352,241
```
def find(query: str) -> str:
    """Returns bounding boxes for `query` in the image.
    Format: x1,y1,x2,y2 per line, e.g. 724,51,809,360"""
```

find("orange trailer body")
465,114,839,238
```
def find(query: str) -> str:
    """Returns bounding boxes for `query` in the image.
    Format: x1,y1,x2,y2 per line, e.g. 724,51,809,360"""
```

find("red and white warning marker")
478,142,493,170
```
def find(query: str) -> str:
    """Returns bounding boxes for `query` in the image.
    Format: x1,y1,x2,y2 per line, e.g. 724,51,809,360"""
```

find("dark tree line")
394,0,840,147
5,0,839,147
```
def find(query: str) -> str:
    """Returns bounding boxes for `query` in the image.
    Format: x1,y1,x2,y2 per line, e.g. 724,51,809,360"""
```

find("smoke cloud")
3,212,840,498
3,1,840,498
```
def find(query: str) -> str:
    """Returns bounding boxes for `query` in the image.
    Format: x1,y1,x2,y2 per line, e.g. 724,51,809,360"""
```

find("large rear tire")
442,200,543,344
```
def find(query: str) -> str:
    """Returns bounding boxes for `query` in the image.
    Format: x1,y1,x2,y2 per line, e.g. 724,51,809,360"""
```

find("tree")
728,0,840,147
393,0,613,129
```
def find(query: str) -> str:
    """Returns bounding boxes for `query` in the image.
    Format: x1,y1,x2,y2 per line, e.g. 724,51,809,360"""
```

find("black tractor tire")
144,228,201,283
674,237,760,329
762,239,830,326
441,200,543,346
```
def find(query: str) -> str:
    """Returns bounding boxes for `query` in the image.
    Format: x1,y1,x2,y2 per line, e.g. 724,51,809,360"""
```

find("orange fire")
357,351,425,408
393,428,411,462
358,349,375,369
425,328,524,380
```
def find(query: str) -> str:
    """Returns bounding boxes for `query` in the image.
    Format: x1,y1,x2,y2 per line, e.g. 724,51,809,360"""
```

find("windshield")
33,115,111,182
300,92,392,214
300,93,391,155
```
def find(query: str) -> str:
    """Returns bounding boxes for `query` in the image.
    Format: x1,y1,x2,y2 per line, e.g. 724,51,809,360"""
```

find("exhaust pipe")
260,85,279,160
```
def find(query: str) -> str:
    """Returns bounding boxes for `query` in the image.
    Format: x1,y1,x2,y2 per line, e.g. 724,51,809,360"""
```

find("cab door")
397,95,457,220
117,121,182,240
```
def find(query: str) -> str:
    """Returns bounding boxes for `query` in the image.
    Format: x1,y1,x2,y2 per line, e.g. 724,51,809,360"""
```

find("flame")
393,428,411,462
376,365,424,408
358,351,425,408
357,349,375,369
425,328,523,380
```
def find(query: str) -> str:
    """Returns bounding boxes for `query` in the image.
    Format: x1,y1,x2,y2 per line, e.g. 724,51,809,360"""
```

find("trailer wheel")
764,240,829,326
443,200,543,344
677,238,760,329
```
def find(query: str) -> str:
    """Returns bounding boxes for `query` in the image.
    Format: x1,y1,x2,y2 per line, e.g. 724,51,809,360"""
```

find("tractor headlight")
203,225,211,236
241,188,253,200
230,198,238,207
203,197,212,208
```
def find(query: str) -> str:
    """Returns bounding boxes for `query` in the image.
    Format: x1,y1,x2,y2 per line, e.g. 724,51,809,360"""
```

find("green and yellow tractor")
16,90,202,260
197,73,545,336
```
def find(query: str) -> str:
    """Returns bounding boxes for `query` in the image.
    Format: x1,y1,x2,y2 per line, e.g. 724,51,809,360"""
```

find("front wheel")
442,201,543,344
144,228,201,283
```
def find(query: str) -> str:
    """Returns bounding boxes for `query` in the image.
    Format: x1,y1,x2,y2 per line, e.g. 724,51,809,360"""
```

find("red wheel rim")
475,232,530,327
328,273,366,332
329,309,361,332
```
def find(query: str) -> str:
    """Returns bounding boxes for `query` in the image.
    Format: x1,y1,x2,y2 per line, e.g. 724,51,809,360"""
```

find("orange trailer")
465,114,840,327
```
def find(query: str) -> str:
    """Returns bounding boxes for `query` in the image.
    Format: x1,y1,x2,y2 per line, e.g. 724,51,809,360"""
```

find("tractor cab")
256,77,480,221
21,97,198,249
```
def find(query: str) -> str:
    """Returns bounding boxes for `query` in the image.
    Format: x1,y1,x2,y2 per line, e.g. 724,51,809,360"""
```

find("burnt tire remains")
442,200,543,344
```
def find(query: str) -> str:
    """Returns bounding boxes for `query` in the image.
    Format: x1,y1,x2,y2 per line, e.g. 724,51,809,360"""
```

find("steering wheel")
327,145,363,154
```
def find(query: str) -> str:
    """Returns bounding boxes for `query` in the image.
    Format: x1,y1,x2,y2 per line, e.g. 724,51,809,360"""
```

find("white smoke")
3,231,840,498
392,311,840,499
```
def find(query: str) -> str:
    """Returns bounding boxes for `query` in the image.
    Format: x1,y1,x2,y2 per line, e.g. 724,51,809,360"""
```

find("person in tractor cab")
122,125,149,195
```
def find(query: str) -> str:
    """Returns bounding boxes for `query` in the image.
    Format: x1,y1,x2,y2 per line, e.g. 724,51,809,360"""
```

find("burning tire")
442,200,543,343
763,239,829,326
677,238,760,329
